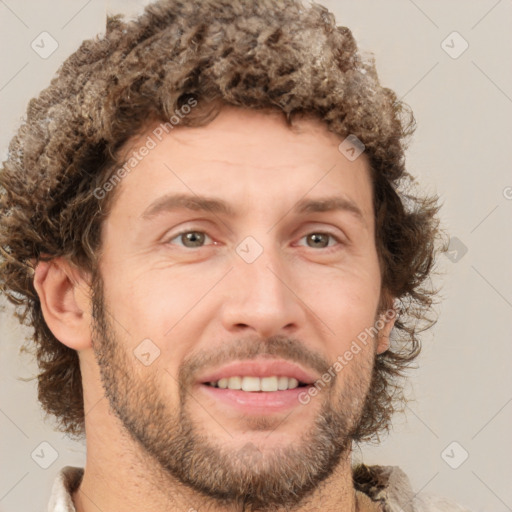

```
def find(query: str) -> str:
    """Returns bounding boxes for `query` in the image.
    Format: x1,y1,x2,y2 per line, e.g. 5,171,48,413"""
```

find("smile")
197,359,318,413
206,376,307,391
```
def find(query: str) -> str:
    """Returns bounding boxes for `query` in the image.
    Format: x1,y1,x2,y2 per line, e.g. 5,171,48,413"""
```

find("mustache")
178,334,331,388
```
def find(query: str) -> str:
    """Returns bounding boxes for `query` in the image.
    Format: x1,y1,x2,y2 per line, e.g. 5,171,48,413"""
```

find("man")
0,0,471,511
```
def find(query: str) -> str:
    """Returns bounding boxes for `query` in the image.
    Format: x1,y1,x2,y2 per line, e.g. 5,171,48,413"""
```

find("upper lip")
197,357,318,385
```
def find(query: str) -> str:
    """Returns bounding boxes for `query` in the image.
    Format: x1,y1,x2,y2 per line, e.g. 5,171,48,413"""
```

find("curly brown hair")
0,0,442,440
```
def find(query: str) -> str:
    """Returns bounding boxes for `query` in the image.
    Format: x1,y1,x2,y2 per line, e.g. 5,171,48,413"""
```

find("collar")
46,463,422,512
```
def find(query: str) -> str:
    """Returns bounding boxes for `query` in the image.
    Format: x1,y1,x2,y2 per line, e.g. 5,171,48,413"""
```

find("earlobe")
376,308,398,355
33,258,93,351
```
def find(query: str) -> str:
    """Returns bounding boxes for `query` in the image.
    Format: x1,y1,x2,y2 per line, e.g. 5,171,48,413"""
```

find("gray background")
1,1,511,511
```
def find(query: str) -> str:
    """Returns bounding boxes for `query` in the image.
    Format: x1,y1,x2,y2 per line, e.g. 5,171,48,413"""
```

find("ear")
33,258,93,351
375,302,399,355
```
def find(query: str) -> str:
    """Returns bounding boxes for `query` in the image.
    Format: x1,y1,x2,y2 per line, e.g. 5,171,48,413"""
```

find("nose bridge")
239,233,290,301
239,236,285,297
221,233,301,336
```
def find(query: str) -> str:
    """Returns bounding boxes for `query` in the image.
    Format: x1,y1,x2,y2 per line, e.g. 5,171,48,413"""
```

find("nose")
219,240,304,339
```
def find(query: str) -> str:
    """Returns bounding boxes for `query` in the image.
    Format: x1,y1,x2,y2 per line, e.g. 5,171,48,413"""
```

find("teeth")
227,376,242,390
242,376,260,392
261,376,278,392
208,376,303,391
288,377,299,389
278,376,289,390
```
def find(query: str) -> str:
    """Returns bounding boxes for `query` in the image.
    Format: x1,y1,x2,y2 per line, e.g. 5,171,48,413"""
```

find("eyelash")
165,229,344,252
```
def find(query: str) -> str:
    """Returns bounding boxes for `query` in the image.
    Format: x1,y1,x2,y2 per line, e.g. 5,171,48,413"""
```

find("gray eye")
304,233,332,249
168,230,213,248
180,231,206,247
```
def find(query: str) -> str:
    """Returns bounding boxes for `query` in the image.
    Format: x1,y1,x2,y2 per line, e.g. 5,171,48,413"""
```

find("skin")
34,105,395,512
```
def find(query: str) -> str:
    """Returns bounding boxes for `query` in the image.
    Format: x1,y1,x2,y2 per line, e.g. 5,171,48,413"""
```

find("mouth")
205,375,309,391
196,359,318,413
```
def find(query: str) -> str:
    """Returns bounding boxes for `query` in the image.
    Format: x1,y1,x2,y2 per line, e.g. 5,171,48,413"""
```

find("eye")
297,231,343,251
165,229,343,251
166,230,215,248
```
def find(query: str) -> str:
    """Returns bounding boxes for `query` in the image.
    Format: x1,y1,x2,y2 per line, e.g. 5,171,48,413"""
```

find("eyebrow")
295,196,364,220
141,193,236,219
140,193,365,222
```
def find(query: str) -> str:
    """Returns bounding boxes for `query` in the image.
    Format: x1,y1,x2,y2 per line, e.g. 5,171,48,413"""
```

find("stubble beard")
90,276,375,511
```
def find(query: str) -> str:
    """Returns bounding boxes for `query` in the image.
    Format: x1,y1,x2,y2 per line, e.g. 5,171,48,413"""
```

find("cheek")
302,253,381,304
301,264,381,352
103,268,205,373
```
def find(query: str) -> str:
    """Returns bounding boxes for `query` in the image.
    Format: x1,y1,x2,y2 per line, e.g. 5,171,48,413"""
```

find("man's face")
91,106,385,507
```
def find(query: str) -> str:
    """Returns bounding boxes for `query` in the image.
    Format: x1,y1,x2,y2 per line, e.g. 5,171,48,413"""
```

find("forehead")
130,106,347,164
107,105,373,223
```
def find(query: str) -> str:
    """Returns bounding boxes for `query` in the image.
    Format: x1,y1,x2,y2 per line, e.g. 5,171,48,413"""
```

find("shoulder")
413,492,474,512
352,463,473,512
47,466,84,512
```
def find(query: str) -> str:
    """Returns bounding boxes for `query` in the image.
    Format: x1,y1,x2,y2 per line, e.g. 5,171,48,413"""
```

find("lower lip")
198,384,312,414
